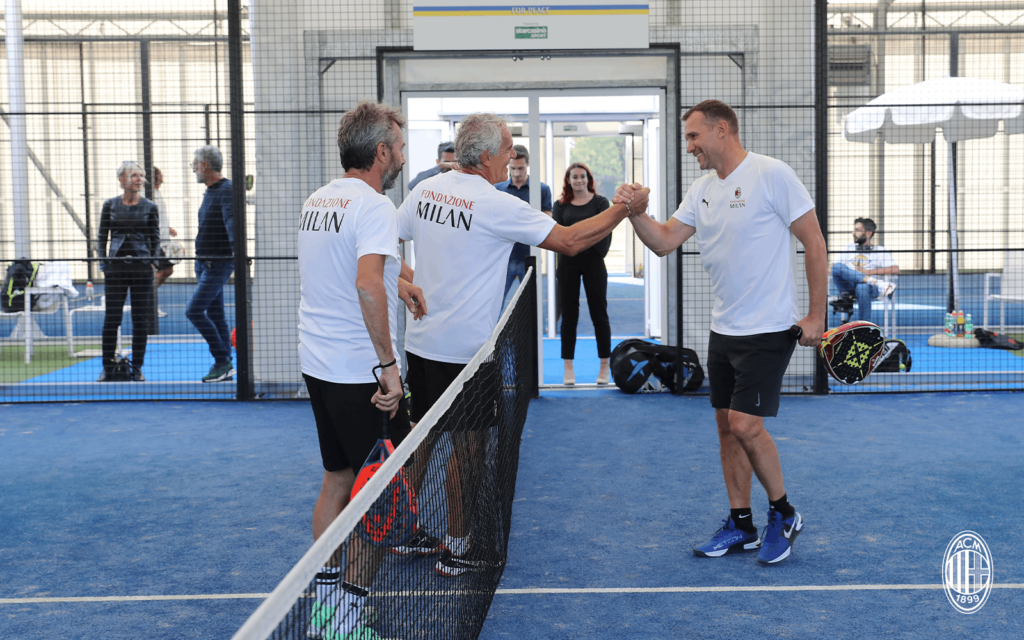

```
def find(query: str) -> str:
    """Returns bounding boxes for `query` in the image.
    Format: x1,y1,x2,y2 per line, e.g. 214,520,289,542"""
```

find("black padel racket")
790,320,887,385
350,365,419,548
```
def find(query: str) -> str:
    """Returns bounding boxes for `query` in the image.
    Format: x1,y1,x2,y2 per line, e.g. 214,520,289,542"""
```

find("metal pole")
948,32,960,313
140,41,154,202
948,140,960,312
228,0,252,400
80,43,95,282
6,0,31,259
545,119,556,339
813,0,831,394
526,256,540,398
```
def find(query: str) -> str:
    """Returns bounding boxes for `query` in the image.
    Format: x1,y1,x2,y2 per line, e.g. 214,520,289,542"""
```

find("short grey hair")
194,145,223,173
117,160,146,181
337,100,407,171
455,113,507,169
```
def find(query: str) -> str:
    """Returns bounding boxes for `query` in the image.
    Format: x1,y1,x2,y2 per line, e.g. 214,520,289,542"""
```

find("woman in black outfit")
553,162,613,385
97,161,159,381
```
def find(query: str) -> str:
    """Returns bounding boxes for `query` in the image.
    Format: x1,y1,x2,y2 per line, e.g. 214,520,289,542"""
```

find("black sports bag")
610,339,704,394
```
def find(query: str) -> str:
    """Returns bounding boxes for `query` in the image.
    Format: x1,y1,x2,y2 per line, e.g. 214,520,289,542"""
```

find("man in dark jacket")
186,145,236,382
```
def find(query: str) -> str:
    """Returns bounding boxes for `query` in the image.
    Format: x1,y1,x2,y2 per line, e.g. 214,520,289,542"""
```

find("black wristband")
379,359,397,369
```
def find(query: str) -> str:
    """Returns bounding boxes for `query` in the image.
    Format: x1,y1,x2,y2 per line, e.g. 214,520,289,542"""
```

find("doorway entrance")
377,49,681,388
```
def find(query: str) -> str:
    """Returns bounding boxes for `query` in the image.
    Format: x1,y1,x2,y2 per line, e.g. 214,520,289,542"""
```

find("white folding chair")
983,251,1024,332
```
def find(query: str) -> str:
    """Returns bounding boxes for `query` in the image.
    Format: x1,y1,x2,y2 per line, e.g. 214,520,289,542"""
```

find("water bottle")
944,313,953,336
86,281,94,302
956,310,965,336
965,313,974,337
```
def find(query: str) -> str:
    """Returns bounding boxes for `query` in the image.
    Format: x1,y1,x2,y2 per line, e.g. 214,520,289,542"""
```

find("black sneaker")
435,548,504,578
391,528,442,556
133,369,145,382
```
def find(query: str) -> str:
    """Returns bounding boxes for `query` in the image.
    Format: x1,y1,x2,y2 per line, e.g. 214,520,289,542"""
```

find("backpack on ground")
872,338,913,373
974,328,1023,351
610,339,705,394
2,260,39,312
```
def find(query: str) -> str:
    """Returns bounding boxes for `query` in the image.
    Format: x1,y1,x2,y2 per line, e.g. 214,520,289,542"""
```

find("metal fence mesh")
3,1,1024,401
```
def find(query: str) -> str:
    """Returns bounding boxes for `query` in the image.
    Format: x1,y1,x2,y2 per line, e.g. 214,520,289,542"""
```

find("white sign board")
413,1,649,51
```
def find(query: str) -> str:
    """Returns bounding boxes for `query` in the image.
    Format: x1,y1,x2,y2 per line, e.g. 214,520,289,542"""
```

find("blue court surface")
2,392,1022,639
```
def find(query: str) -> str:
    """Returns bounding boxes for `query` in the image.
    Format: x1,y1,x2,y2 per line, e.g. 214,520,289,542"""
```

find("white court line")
4,584,1023,604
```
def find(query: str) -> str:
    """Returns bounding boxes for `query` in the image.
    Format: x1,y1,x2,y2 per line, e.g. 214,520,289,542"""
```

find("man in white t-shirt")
298,100,426,640
391,112,648,576
832,217,899,323
616,100,827,565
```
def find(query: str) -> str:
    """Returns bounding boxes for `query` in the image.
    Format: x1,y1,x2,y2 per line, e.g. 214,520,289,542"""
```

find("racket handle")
380,409,390,439
789,325,803,341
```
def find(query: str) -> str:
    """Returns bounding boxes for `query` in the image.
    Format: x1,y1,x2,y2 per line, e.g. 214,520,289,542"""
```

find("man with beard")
298,100,427,640
831,217,899,323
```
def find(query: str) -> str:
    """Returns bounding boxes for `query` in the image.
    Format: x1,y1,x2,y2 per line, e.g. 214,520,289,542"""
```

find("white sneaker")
563,370,575,385
871,277,896,298
157,308,168,318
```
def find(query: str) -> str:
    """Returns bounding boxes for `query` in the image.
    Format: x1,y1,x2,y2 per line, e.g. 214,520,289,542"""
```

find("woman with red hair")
553,163,613,385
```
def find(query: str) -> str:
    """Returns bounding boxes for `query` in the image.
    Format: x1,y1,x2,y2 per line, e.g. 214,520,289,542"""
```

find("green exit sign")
515,26,548,39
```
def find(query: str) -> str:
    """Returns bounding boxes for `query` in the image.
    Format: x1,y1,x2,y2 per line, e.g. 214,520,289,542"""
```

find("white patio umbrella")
842,76,1024,312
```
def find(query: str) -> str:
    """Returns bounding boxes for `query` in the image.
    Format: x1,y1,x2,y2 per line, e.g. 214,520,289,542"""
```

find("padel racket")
790,320,887,385
350,365,419,548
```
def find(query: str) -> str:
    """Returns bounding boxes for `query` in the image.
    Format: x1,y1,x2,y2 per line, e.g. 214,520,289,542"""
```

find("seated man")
831,217,899,322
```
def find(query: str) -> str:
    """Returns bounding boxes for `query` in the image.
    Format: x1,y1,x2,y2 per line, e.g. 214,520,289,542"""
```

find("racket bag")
872,339,913,372
610,339,704,394
974,328,1024,351
2,260,39,312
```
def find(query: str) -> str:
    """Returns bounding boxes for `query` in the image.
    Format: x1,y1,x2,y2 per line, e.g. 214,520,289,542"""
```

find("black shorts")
303,373,412,473
405,352,499,431
707,329,796,418
156,247,174,272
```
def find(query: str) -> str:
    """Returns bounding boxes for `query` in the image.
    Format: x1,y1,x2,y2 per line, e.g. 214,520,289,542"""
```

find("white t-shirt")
298,178,402,383
672,152,815,336
398,171,556,363
153,189,170,243
837,243,896,273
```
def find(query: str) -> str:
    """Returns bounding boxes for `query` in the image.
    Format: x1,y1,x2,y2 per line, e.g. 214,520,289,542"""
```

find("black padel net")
232,268,537,640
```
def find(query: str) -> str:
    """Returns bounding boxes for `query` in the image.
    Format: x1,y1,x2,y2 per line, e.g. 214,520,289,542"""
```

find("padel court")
2,391,1021,639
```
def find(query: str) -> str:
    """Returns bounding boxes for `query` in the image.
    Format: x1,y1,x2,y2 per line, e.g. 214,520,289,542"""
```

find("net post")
525,256,540,398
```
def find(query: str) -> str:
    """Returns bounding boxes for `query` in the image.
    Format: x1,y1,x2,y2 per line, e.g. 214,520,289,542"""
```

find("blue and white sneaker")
757,509,803,564
693,516,761,557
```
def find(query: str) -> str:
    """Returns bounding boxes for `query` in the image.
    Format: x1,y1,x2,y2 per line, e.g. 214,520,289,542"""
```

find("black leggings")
557,253,611,360
102,263,154,368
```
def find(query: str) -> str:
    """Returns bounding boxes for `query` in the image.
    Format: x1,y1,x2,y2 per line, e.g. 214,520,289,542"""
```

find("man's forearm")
630,213,674,256
805,243,828,320
357,280,395,365
562,205,628,255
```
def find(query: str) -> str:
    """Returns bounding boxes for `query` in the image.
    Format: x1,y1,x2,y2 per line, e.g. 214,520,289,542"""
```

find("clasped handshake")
613,182,651,216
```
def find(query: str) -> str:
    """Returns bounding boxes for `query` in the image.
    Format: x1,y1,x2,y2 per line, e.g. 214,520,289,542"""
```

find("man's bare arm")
537,188,648,256
790,209,828,347
629,214,695,257
356,254,402,413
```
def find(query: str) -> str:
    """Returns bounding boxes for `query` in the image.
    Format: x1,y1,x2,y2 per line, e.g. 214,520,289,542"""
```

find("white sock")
314,566,340,607
331,583,368,636
445,534,469,556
